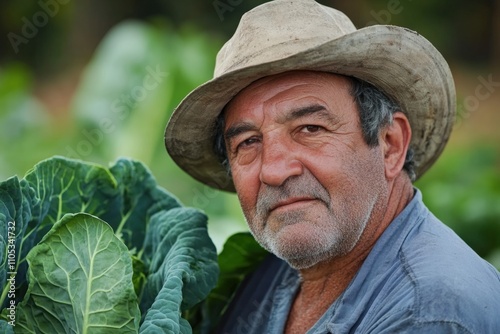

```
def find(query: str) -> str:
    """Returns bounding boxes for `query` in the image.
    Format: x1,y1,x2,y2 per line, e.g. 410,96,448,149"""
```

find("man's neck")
285,175,414,334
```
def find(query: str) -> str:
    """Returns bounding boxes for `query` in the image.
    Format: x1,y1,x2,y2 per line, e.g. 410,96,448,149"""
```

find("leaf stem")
82,223,99,334
115,210,132,238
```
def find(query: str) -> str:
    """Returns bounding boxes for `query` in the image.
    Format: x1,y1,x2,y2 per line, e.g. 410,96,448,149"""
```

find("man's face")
223,71,388,269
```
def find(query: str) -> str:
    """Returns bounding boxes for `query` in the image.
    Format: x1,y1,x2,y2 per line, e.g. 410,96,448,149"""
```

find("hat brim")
165,25,456,192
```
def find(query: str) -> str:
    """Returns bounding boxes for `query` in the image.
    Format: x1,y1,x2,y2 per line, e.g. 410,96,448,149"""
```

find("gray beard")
244,172,374,269
249,203,370,269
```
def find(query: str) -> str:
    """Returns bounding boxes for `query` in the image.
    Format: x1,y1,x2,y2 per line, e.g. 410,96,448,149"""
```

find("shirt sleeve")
360,309,473,334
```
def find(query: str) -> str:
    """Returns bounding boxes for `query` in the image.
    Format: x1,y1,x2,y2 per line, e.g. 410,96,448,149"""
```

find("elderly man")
165,0,500,333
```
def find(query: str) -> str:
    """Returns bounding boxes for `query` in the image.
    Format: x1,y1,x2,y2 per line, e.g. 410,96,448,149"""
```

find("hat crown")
214,0,356,77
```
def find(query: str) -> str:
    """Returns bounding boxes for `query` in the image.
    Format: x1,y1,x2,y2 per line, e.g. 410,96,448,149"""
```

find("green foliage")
189,232,269,333
416,145,500,269
0,63,54,180
17,213,139,333
0,156,219,333
68,20,218,176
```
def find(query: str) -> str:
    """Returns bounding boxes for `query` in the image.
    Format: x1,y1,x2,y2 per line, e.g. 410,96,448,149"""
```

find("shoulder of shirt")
393,208,500,330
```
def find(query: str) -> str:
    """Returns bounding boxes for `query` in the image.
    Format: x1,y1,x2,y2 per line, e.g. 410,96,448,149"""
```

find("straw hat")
165,0,456,192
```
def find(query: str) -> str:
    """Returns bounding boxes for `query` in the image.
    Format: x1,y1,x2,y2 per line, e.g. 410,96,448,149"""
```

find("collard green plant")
0,156,219,333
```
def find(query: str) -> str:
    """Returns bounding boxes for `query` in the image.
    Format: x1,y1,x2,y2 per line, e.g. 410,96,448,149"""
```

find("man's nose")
259,138,303,187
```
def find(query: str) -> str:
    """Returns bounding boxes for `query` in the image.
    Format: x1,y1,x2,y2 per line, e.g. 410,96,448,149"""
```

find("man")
165,0,500,333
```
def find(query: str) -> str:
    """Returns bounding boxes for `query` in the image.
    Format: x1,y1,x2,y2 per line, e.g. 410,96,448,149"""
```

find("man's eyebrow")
224,122,258,142
280,104,338,123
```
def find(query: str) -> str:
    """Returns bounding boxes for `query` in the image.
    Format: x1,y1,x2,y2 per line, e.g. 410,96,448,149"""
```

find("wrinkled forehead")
223,70,354,120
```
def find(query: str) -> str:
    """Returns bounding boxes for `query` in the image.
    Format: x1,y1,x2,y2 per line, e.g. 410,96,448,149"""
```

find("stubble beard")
243,172,376,270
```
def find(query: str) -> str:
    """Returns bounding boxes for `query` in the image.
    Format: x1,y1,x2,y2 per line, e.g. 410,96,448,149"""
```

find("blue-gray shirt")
216,190,500,333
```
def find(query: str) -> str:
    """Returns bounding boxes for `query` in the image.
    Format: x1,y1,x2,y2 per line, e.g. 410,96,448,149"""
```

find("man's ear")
380,112,412,180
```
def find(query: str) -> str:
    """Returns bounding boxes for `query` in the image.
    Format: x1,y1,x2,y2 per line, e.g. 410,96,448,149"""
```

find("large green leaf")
20,156,181,259
139,208,219,333
0,156,219,333
23,156,118,228
16,213,139,333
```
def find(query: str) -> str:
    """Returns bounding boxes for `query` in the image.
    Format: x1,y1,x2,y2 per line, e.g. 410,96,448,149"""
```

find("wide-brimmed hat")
165,0,456,192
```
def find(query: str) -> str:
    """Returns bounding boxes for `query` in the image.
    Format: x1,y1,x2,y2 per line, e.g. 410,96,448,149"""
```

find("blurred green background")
0,0,499,267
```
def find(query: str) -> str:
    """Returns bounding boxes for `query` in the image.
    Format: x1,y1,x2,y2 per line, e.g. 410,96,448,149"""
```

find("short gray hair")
213,76,416,181
350,77,415,181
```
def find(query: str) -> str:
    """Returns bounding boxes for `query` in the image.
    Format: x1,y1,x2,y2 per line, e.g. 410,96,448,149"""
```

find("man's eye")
301,125,322,133
237,137,260,149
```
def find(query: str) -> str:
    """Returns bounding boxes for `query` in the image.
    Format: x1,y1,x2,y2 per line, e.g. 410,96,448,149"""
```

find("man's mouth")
270,197,318,212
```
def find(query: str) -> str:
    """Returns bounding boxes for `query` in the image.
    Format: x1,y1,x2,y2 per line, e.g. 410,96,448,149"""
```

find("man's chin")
260,229,357,270
250,218,357,269
282,254,324,270
264,234,336,270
